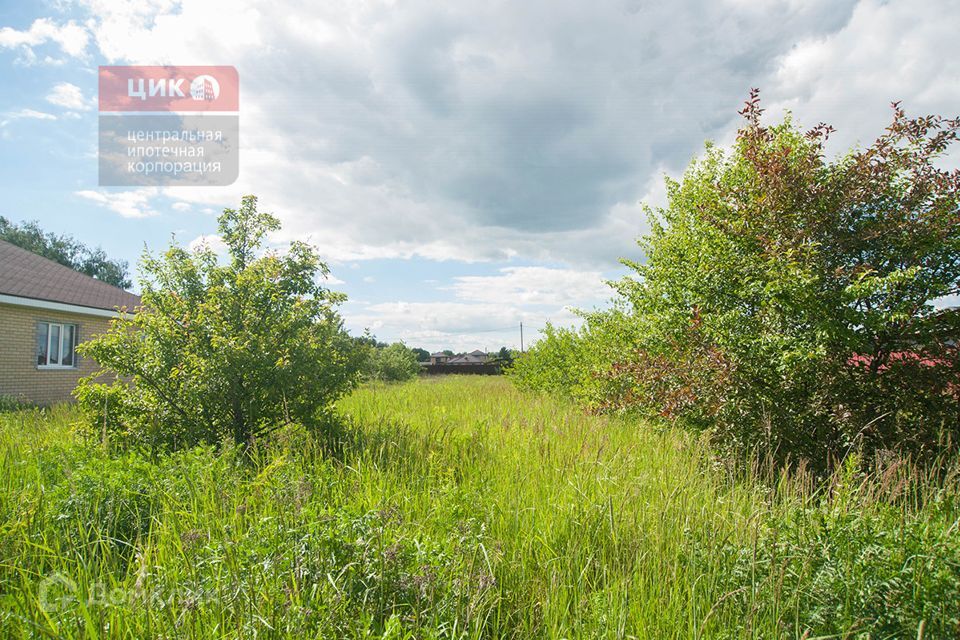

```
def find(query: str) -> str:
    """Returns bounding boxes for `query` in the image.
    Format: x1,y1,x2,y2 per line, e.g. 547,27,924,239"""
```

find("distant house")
447,349,489,365
422,349,499,375
0,239,140,405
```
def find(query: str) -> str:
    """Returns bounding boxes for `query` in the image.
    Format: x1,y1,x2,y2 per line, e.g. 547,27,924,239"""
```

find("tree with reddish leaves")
622,90,960,467
520,91,960,470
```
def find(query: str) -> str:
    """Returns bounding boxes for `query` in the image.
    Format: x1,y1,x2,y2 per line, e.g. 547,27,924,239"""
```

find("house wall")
0,302,114,405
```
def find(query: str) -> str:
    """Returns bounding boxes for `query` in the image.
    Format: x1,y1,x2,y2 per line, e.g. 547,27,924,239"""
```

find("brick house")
429,350,489,366
0,239,140,405
447,350,489,365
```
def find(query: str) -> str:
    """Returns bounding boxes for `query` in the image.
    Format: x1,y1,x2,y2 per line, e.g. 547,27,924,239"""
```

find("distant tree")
442,350,454,356
494,346,514,365
368,342,421,382
75,195,363,451
0,216,131,288
354,333,387,350
412,347,431,362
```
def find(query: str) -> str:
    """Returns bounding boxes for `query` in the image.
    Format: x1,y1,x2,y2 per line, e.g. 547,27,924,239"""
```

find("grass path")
338,377,766,637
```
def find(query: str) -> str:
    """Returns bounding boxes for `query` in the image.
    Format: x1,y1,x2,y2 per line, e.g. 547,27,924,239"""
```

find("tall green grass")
1,377,957,638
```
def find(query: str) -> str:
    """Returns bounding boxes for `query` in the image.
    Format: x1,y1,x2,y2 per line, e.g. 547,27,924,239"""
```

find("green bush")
514,94,960,470
0,396,31,413
364,342,421,382
75,196,365,451
72,380,139,447
510,309,639,411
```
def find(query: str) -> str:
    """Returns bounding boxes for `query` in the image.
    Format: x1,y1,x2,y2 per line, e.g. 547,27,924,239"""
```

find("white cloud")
0,18,89,62
765,0,960,155
46,82,91,111
450,266,610,306
343,264,611,350
171,202,192,212
75,188,160,218
2,109,57,123
188,234,228,254
345,300,574,352
1,108,58,129
48,0,873,268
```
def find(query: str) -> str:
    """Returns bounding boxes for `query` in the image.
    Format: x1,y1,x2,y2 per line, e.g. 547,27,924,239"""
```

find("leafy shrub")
509,309,641,410
363,342,421,382
0,395,31,413
509,324,583,397
514,94,960,470
76,196,365,451
72,380,140,447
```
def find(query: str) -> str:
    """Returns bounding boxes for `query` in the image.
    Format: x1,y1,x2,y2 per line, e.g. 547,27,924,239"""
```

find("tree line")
0,216,132,289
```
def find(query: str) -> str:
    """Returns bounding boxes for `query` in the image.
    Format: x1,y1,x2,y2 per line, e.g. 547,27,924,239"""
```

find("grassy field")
1,376,957,638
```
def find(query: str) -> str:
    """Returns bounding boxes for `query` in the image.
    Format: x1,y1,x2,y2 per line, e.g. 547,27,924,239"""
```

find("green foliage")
411,347,431,362
47,453,162,554
75,195,363,451
0,216,131,288
362,341,422,382
490,346,514,367
72,380,137,446
514,94,960,470
509,309,639,409
510,324,587,398
1,378,958,638
714,457,960,637
0,395,32,413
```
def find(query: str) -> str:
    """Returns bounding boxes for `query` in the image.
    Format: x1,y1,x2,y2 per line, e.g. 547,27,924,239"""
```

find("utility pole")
520,322,524,353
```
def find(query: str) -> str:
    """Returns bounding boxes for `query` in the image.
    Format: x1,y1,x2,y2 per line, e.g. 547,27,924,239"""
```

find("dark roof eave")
0,291,138,314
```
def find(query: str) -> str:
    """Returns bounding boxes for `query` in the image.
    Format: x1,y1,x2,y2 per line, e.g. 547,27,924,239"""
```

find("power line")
440,321,551,335
459,324,519,334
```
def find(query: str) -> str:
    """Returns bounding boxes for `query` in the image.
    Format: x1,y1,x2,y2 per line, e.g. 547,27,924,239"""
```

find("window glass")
36,322,78,367
36,323,48,365
62,324,75,366
49,324,61,365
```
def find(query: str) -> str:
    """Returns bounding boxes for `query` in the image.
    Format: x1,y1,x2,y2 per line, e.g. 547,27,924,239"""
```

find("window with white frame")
36,322,77,368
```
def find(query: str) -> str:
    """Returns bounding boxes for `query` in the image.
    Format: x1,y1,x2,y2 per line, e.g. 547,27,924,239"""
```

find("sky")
1,0,958,352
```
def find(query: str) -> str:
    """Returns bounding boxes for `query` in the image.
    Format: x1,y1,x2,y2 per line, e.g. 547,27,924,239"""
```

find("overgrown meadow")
2,377,957,638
